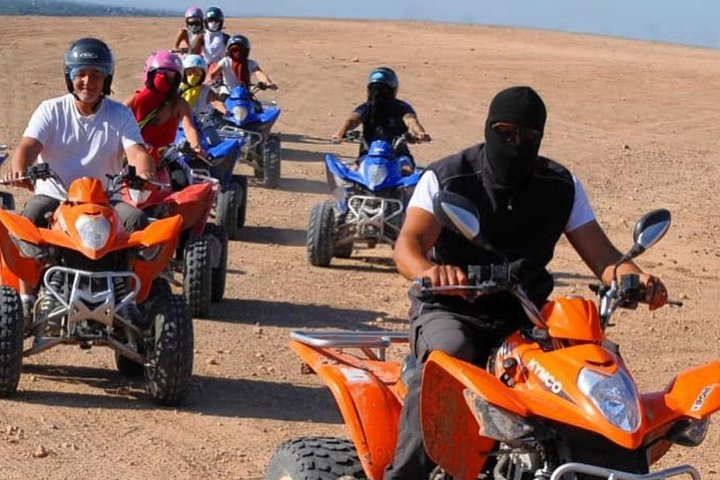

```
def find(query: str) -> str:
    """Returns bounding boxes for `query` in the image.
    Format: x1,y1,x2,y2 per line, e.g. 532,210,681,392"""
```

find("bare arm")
207,89,228,115
333,112,362,141
8,137,43,190
178,101,204,153
566,219,667,309
125,143,156,181
173,29,188,49
403,113,431,141
394,207,467,289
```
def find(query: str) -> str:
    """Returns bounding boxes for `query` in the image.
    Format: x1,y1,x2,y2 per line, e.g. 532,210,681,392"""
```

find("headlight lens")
10,234,47,259
75,215,111,250
137,244,162,261
463,389,534,445
578,368,641,433
232,106,248,123
366,164,388,187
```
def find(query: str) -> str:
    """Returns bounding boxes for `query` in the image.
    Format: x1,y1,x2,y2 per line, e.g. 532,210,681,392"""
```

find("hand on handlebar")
416,265,468,297
1,170,32,190
640,273,670,311
411,132,432,143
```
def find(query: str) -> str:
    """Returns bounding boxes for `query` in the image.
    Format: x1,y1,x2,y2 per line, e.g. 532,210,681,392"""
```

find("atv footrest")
550,462,699,480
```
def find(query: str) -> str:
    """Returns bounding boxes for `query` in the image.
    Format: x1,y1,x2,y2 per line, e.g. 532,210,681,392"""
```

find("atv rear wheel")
261,134,281,189
184,233,213,317
206,224,229,302
143,289,194,406
265,436,365,480
307,201,335,267
0,287,23,396
215,181,241,240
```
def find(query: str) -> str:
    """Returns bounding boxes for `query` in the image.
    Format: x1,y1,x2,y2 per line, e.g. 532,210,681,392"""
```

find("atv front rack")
290,330,408,361
550,462,699,480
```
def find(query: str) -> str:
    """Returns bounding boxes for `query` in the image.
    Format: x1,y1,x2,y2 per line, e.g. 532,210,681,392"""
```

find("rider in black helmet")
333,66,431,160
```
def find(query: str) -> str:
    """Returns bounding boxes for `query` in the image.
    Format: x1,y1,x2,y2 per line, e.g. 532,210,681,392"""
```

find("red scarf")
231,56,250,86
131,88,181,163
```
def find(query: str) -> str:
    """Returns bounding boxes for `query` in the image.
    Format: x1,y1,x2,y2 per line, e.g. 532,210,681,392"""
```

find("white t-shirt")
408,170,595,233
23,94,144,200
215,57,260,90
203,31,227,65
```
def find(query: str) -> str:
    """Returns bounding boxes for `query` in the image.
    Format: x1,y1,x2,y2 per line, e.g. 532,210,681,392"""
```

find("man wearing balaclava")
333,67,431,162
385,86,670,479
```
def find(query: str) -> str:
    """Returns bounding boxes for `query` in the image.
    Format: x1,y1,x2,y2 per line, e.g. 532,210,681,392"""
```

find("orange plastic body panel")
290,340,404,480
66,177,109,204
542,297,604,341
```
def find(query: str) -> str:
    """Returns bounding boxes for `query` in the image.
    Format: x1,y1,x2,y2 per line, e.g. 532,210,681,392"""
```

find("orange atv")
0,164,194,406
266,191,719,480
119,142,228,318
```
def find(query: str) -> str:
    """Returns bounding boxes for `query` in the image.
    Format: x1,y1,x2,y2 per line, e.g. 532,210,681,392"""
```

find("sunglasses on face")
491,122,542,145
155,69,181,80
186,20,202,27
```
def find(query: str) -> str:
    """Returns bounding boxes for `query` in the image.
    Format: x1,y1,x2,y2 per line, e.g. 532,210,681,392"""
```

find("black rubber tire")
115,278,172,377
143,291,194,406
0,287,23,396
215,181,240,240
334,242,354,258
262,134,281,189
306,201,335,267
183,234,213,318
265,437,366,480
206,224,229,302
233,174,248,229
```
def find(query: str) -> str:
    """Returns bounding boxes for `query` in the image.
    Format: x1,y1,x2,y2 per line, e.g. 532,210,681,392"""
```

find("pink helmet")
184,6,203,20
143,50,183,87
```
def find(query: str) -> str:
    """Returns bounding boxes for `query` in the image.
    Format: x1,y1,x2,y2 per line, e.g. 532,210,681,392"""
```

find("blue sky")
103,0,720,49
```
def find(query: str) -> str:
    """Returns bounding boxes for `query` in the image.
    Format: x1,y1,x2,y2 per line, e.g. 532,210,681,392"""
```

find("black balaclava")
368,83,394,128
482,86,546,192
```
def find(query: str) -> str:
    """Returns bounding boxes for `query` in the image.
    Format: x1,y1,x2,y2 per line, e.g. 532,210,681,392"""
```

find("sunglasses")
186,20,202,27
491,122,541,145
155,68,181,80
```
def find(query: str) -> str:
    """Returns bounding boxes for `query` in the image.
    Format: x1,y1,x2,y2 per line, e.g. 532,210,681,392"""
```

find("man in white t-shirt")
8,37,157,317
385,86,670,479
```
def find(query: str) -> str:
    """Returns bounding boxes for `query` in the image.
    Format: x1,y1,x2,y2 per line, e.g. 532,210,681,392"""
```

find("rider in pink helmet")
125,51,204,163
173,6,205,55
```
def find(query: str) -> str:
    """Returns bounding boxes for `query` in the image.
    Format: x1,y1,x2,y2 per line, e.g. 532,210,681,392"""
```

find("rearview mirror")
432,190,480,240
621,209,671,262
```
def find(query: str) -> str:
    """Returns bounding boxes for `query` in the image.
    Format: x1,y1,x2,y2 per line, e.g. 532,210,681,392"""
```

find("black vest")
428,144,575,308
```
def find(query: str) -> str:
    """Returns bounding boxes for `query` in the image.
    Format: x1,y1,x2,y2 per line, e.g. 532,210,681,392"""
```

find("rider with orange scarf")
208,34,277,93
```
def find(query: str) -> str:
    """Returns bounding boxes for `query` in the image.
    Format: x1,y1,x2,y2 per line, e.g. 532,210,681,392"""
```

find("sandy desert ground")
0,15,718,480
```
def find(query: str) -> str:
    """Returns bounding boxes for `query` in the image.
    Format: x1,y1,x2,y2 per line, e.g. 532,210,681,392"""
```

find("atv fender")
290,339,403,480
128,214,183,302
0,210,43,288
421,350,530,480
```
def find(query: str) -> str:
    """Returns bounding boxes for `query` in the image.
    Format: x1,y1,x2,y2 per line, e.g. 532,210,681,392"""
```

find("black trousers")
384,298,527,480
22,194,148,232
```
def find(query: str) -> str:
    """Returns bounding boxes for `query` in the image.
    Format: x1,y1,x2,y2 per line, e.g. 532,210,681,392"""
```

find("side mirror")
621,209,671,262
432,190,480,240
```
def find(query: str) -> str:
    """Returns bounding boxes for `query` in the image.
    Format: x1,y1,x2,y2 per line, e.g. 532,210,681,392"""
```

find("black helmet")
367,67,399,97
226,34,251,55
204,6,224,31
63,37,115,95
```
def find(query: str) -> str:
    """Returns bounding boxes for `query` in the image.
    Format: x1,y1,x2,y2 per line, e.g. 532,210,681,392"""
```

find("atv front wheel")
184,233,213,317
265,436,365,480
215,181,241,240
261,134,281,189
206,224,229,302
306,201,335,267
0,286,23,396
143,290,194,406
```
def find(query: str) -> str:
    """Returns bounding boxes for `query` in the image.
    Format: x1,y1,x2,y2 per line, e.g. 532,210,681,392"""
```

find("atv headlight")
463,389,534,445
366,164,388,188
75,215,111,250
10,234,47,259
137,244,162,261
128,187,151,205
232,105,248,123
578,368,641,433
